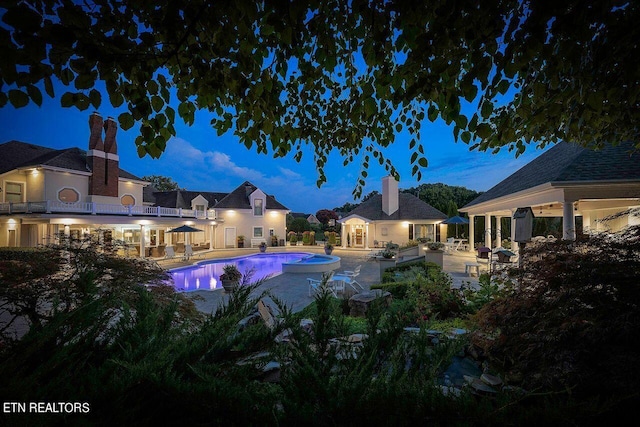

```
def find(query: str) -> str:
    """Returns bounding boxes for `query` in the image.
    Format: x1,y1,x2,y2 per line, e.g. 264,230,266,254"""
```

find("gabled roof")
463,141,640,208
151,190,227,209
213,181,288,210
290,212,311,219
346,193,447,221
0,140,142,180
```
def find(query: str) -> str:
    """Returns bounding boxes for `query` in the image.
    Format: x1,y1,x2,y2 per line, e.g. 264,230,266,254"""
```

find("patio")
156,247,481,314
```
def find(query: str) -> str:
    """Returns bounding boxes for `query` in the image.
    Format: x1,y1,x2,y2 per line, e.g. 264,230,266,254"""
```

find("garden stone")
348,290,392,317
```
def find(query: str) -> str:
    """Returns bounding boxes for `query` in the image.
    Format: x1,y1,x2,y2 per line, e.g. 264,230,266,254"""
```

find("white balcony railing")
0,201,217,220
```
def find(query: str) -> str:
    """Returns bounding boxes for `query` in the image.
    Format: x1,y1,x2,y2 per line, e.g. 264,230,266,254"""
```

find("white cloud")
208,151,264,181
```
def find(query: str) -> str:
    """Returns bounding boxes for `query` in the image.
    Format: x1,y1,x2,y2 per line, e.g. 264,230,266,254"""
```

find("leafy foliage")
403,183,481,217
3,1,637,197
0,240,623,424
471,226,640,406
315,209,339,225
141,174,183,191
288,217,311,234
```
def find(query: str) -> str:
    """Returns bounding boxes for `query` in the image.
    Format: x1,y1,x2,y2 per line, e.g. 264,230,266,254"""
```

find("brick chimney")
382,176,399,216
88,112,106,196
88,113,119,198
102,117,119,197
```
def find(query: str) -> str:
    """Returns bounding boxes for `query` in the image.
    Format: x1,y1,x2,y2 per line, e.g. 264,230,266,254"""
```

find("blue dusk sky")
0,95,549,214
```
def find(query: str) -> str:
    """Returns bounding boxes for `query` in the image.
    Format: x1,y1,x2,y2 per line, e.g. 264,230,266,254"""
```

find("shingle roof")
150,182,288,210
213,181,288,210
347,193,447,221
0,140,143,180
463,141,640,208
151,190,228,209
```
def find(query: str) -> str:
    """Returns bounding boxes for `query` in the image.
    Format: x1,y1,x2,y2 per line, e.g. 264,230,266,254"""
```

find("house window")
381,227,388,236
269,228,275,236
253,227,263,238
416,224,435,241
408,224,414,240
254,199,264,216
5,182,24,202
195,204,205,212
58,188,79,203
121,194,135,206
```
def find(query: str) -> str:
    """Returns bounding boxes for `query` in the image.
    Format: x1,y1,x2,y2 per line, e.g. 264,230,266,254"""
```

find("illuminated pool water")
169,252,340,292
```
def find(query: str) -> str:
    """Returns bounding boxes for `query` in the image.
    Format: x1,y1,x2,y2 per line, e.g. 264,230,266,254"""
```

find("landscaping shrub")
0,247,60,286
370,281,412,299
1,237,625,425
470,225,640,417
380,260,440,283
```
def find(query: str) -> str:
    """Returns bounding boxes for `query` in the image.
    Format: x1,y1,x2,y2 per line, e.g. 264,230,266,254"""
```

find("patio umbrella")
168,225,203,246
442,216,469,238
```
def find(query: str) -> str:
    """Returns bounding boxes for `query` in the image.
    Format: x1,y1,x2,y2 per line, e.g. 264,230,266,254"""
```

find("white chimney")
382,176,399,215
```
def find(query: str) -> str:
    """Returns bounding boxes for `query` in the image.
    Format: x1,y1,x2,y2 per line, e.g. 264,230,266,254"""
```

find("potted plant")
324,242,334,255
259,241,267,252
220,264,242,292
237,235,245,248
425,242,445,267
427,242,445,251
289,233,298,246
271,235,278,246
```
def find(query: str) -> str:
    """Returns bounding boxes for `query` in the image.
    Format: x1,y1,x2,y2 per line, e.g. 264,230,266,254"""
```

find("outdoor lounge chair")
307,271,337,297
332,265,364,292
164,246,177,259
183,244,204,260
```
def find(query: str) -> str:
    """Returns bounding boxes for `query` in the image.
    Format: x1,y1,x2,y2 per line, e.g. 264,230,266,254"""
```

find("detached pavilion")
459,141,640,252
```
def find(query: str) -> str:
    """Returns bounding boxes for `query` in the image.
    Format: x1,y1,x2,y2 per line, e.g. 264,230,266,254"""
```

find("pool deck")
155,246,480,315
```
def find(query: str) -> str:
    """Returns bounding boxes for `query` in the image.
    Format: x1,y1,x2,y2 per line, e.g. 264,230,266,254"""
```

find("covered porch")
460,182,640,252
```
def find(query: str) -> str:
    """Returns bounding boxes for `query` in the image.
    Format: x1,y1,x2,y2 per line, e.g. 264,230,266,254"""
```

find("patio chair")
183,244,204,260
164,246,177,259
307,271,337,297
183,244,194,260
333,265,364,292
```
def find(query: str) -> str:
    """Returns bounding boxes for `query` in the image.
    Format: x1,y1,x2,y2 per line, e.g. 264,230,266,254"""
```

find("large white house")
338,176,448,248
0,112,289,256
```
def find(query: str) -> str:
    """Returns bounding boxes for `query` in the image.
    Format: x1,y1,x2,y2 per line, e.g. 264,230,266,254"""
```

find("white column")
563,199,576,240
364,223,370,249
495,216,502,248
484,213,492,249
341,223,347,248
511,210,519,253
468,215,475,252
64,224,70,237
209,224,214,250
140,224,146,258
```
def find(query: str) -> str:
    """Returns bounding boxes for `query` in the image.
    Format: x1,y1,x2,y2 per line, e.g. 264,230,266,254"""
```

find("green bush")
370,281,412,299
381,260,440,283
471,225,640,408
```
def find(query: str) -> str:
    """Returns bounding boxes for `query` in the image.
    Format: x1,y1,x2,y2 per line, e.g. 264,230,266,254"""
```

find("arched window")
58,187,79,203
121,194,135,206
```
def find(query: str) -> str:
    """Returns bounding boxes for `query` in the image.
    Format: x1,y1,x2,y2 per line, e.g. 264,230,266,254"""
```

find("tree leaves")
8,90,29,108
1,0,638,197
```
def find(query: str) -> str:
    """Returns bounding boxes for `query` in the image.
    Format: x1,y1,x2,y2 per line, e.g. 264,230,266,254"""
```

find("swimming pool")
169,252,340,292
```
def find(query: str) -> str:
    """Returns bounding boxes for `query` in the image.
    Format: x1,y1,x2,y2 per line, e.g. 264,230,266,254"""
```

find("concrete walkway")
154,246,481,315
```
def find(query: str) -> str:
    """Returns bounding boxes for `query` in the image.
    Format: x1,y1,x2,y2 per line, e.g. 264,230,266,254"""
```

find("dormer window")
254,198,263,216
